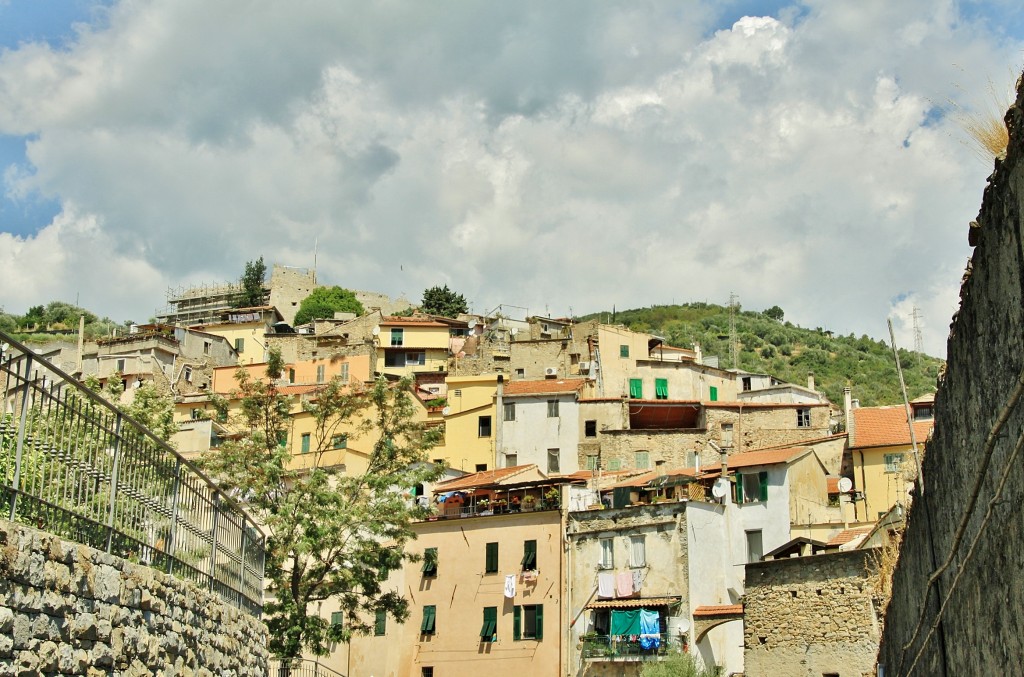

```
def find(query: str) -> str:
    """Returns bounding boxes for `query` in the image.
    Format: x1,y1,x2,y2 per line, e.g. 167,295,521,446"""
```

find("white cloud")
0,0,1020,359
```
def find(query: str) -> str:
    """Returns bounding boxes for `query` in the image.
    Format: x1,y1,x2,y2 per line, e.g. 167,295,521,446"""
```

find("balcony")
581,633,671,661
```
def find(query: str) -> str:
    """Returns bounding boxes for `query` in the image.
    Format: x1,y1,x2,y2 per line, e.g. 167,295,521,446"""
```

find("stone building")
744,548,882,677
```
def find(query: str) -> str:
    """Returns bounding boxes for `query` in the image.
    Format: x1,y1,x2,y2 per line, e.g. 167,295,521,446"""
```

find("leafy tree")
420,285,468,318
21,305,45,328
294,286,364,325
763,305,785,322
237,256,268,308
202,349,443,660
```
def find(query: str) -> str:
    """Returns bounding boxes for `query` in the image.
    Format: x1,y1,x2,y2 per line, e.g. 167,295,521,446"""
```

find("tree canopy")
237,257,268,308
294,286,365,325
420,285,468,318
202,351,442,659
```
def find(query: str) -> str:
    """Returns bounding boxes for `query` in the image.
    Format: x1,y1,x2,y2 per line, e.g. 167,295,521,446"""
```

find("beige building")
193,305,283,365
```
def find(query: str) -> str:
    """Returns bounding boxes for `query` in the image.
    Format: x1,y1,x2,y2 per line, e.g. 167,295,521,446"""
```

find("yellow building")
193,306,283,365
377,316,455,378
848,395,934,520
428,374,499,472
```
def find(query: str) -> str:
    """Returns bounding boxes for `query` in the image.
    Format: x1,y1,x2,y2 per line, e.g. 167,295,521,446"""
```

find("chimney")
844,386,855,444
693,343,703,365
720,446,729,478
807,371,815,392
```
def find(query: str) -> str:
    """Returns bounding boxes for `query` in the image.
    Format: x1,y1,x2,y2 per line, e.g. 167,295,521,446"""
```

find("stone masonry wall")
744,549,880,677
876,74,1024,675
0,520,268,677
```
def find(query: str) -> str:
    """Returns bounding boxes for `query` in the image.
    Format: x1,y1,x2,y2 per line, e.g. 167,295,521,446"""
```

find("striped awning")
586,596,681,609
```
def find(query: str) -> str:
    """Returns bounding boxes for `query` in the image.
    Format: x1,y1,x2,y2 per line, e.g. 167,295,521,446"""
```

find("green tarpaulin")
611,609,642,636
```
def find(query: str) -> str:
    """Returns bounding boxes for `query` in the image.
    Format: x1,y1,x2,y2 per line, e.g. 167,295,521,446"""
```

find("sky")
1,1,1022,358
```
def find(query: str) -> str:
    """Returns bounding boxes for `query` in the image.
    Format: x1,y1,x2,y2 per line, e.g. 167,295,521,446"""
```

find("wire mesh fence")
0,330,264,615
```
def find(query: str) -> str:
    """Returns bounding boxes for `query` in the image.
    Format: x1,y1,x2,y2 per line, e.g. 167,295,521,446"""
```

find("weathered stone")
91,640,114,667
36,640,58,672
0,606,13,633
70,612,98,640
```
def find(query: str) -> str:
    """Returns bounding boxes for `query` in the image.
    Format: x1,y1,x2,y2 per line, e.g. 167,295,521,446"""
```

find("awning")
587,596,680,609
693,604,743,616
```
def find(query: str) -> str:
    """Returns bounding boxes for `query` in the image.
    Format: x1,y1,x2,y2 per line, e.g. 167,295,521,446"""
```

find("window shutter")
759,471,769,502
734,476,742,503
629,379,643,399
709,386,718,401
655,379,668,399
535,604,544,640
513,605,521,640
486,542,498,573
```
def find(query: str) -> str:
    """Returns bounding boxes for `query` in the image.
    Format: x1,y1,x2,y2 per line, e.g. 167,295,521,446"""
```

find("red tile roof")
693,604,743,616
433,465,538,492
851,406,934,448
380,318,449,328
503,379,587,396
826,527,873,547
728,446,809,469
588,597,682,609
827,477,842,494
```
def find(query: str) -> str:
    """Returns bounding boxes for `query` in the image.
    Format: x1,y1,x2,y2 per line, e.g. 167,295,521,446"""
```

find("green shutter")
513,605,522,640
759,471,769,502
422,547,438,575
374,609,386,636
301,433,310,453
620,344,629,357
535,604,544,640
734,476,742,503
710,386,718,401
486,542,498,573
331,611,344,627
421,605,436,633
481,607,497,641
522,540,537,570
629,379,643,399
655,379,668,399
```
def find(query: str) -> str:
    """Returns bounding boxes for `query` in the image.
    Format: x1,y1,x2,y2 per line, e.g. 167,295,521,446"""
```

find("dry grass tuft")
869,527,904,631
950,72,1016,162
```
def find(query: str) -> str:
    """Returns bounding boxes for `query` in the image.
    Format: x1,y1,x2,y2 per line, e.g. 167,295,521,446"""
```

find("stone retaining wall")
0,520,268,676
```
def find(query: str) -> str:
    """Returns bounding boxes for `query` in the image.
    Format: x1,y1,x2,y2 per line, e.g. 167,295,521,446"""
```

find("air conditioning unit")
544,367,558,377
579,361,591,373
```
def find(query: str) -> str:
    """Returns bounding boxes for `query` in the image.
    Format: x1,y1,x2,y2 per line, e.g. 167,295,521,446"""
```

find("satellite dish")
468,320,477,329
441,406,451,416
371,326,380,336
838,477,853,493
711,478,729,499
676,617,691,633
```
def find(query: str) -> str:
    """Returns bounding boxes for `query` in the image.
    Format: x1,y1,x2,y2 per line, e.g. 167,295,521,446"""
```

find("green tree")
420,285,468,318
294,286,364,325
763,305,785,322
237,256,268,308
640,651,719,677
202,350,443,659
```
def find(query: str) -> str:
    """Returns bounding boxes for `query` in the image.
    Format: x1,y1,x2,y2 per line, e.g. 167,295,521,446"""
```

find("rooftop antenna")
912,305,924,353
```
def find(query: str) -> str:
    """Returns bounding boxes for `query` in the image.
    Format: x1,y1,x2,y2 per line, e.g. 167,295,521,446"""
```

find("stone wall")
744,549,881,677
876,74,1024,675
0,521,267,676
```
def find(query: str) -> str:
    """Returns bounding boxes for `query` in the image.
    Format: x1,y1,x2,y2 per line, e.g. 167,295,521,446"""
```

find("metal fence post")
166,458,182,576
105,413,124,553
10,354,34,522
238,515,248,610
209,491,221,593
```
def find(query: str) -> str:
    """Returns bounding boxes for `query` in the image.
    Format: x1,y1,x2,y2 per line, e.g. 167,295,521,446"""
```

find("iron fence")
0,330,264,615
267,659,347,677
580,632,672,660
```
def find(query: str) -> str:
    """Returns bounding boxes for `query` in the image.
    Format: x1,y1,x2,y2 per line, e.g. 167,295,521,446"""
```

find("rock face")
0,520,268,676
876,76,1024,675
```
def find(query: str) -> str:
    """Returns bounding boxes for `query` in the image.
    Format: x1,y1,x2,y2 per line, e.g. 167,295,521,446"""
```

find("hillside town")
5,262,932,677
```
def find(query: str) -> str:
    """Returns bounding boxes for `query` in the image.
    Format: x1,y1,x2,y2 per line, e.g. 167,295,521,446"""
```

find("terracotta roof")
851,406,934,448
587,597,681,609
826,527,873,547
728,447,809,469
380,318,449,328
434,465,539,492
827,477,842,494
693,604,743,616
277,384,323,396
503,379,587,396
607,468,699,489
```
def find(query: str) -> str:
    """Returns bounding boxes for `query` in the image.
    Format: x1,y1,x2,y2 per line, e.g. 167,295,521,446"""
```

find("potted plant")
544,488,560,509
493,498,508,513
522,495,536,512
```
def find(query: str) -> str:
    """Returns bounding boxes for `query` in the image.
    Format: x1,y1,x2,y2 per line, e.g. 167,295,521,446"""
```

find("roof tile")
503,379,587,396
852,406,934,448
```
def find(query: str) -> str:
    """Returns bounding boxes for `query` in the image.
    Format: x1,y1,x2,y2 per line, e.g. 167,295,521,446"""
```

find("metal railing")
581,633,671,660
0,330,265,615
267,659,347,677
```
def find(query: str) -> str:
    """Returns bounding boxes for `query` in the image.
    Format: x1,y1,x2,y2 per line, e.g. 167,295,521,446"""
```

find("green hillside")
581,303,943,408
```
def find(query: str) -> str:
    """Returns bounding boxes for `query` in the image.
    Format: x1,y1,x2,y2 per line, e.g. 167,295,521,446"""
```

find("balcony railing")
267,658,346,677
0,330,265,615
581,633,671,660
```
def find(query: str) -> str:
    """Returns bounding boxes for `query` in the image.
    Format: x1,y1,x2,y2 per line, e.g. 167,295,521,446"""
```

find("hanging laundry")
504,574,516,598
632,569,643,593
639,609,661,650
598,572,615,598
616,571,634,597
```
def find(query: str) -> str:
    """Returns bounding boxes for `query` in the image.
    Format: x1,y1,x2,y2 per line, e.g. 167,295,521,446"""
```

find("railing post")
166,458,182,575
208,491,221,593
10,354,34,521
238,515,248,610
105,412,124,553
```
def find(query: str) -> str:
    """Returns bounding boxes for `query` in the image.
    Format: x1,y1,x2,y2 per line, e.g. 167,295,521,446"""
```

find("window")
316,365,325,383
797,407,811,427
375,609,387,636
884,453,904,473
301,433,311,453
599,537,614,569
505,453,518,467
203,341,211,355
390,328,404,346
504,402,516,421
721,423,734,448
331,611,344,628
620,344,630,358
709,386,718,402
547,449,560,473
913,405,933,420
340,363,349,382
629,378,643,399
630,535,646,567
585,420,597,437
453,389,462,397
332,434,348,450
183,365,193,383
288,368,296,384
475,463,487,472
115,359,126,373
515,368,525,378
421,548,438,577
480,607,497,642
547,399,559,417
277,431,288,448
746,530,764,563
635,451,650,470
485,542,499,573
234,338,244,353
742,376,752,391
736,471,769,504
384,351,403,367
422,669,434,677
655,378,668,399
406,352,425,366
420,606,436,635
190,408,203,421
514,604,544,640
586,455,598,471
607,459,622,471
522,540,537,570
478,415,492,437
